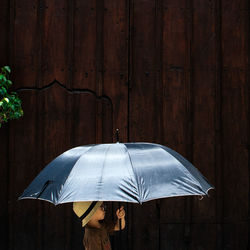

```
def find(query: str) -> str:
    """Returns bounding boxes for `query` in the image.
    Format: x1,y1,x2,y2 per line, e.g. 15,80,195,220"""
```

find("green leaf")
3,87,7,95
4,97,9,103
3,66,11,74
0,88,7,96
0,75,7,83
0,66,24,126
6,80,12,87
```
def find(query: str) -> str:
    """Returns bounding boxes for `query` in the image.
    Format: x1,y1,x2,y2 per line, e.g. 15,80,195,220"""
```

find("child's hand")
116,206,125,219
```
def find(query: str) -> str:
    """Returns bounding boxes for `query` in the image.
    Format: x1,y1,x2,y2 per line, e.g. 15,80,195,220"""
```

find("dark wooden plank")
192,1,217,70
0,0,9,66
102,97,113,143
103,0,128,72
131,202,159,250
12,1,38,87
41,0,68,86
103,0,128,141
189,223,217,250
221,0,248,11
223,222,248,249
162,4,187,69
220,0,249,238
160,196,191,224
73,0,97,90
162,70,189,146
222,71,248,145
222,143,249,221
221,8,248,69
0,1,9,249
103,71,128,142
192,71,216,144
8,90,40,249
71,91,97,146
0,126,9,250
222,71,248,221
159,223,185,250
129,0,162,143
163,0,186,9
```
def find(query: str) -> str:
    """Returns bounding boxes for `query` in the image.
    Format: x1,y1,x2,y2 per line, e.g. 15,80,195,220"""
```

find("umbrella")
19,142,214,205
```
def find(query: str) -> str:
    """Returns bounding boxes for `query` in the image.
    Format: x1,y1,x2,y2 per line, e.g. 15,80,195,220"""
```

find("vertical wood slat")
95,0,104,144
220,0,249,249
214,1,224,249
11,0,38,87
0,1,9,250
103,0,128,143
0,127,9,250
73,0,97,90
190,224,217,249
129,0,161,142
247,0,250,249
8,90,40,250
221,0,248,215
0,0,9,66
159,223,186,249
41,0,68,86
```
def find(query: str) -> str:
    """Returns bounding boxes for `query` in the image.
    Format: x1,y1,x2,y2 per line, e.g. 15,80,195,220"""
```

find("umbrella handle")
118,201,121,230
118,202,122,248
119,217,122,230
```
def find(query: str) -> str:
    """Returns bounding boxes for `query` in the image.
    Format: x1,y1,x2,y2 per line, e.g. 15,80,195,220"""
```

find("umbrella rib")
158,145,212,193
97,144,112,200
57,145,96,204
125,146,142,203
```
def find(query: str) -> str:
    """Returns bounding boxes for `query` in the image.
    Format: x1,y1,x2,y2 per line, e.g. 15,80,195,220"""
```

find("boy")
73,201,126,250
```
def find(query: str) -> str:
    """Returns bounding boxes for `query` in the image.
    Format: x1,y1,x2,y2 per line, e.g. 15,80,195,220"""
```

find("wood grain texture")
0,0,249,249
73,0,97,90
0,1,9,249
103,0,128,142
12,1,39,87
7,90,40,249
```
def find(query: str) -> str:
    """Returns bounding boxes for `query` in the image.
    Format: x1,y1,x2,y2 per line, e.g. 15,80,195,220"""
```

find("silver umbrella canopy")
19,142,214,205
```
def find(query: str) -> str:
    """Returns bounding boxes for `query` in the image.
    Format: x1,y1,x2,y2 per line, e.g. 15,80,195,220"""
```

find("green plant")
0,66,23,127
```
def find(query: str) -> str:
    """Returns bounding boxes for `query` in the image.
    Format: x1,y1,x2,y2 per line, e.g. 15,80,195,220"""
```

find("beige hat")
73,201,102,227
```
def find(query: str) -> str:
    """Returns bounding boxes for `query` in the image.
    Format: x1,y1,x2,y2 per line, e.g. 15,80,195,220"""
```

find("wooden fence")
0,0,249,249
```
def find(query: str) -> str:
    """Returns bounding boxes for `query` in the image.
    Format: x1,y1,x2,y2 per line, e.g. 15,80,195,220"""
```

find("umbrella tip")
116,129,120,143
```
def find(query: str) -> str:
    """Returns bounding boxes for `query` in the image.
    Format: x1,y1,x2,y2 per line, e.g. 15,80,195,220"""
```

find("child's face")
91,202,106,221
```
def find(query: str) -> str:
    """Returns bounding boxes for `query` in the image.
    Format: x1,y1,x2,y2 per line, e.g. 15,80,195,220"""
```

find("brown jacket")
83,221,116,250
